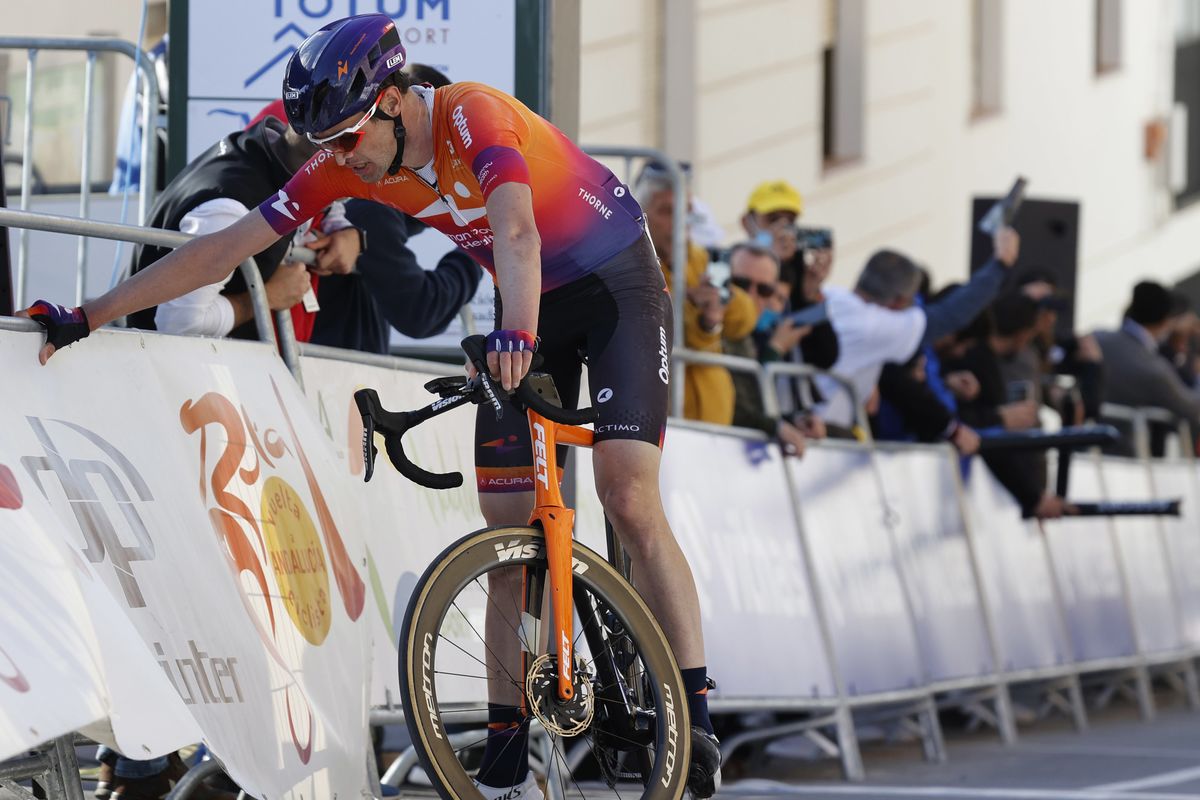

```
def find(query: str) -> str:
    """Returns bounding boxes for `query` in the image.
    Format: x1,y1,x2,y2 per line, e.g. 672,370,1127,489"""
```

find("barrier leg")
1037,674,1089,731
918,697,947,764
835,705,865,781
50,736,84,800
1161,659,1200,709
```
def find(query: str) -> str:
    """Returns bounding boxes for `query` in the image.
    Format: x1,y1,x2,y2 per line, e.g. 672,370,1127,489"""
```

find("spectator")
874,275,982,454
774,226,839,409
949,293,1065,518
811,226,1021,435
722,242,825,455
1094,281,1200,456
1016,269,1104,424
740,180,803,269
128,115,361,339
635,163,758,424
1160,290,1200,389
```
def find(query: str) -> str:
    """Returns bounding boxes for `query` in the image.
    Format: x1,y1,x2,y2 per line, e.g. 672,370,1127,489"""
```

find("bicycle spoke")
437,632,524,695
474,575,537,656
451,599,525,689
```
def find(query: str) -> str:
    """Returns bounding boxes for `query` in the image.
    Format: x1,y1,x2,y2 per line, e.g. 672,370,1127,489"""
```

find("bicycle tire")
398,525,690,800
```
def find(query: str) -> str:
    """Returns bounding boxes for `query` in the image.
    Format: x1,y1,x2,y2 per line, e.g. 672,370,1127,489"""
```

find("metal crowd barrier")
1101,401,1196,460
0,36,164,309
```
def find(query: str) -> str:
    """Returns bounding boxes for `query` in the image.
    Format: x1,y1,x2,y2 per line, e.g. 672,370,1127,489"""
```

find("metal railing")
0,37,164,310
1100,401,1196,460
0,207,279,358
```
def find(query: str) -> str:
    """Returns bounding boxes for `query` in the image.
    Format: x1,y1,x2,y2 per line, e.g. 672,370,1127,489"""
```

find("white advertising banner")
1150,459,1200,647
296,354,486,704
1097,458,1184,655
0,328,373,799
964,465,1072,673
874,447,995,683
788,443,925,696
573,425,838,702
1042,455,1137,663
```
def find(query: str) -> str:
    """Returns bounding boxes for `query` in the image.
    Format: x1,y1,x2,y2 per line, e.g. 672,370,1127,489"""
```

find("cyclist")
22,14,721,799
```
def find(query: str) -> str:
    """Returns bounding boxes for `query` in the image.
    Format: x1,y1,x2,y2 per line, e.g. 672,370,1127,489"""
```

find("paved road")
717,695,1200,800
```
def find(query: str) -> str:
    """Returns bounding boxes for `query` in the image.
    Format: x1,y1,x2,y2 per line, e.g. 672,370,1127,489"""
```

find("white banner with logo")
9,323,1200,788
296,354,486,705
0,328,373,799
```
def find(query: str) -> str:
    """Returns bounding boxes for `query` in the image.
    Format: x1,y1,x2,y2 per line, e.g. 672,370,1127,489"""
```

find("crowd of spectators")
633,165,1200,520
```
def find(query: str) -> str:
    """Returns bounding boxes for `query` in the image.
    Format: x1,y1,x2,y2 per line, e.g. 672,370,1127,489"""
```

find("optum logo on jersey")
451,105,473,148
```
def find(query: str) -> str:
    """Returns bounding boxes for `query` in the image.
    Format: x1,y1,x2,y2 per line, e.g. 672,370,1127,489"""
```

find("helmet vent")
348,69,367,103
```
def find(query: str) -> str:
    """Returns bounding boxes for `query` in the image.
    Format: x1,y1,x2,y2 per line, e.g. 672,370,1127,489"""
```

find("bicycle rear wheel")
398,525,690,800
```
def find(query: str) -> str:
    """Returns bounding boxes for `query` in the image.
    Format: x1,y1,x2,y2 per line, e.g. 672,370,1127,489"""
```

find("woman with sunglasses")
22,13,722,800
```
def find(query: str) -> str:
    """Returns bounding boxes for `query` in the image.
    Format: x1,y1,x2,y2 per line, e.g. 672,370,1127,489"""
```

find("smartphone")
706,259,732,304
1006,379,1034,403
978,176,1028,235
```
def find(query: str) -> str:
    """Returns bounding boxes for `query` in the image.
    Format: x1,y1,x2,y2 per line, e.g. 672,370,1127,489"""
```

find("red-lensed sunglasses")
306,94,382,153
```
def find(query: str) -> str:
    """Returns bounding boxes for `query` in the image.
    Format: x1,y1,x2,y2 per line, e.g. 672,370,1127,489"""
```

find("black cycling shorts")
475,234,673,493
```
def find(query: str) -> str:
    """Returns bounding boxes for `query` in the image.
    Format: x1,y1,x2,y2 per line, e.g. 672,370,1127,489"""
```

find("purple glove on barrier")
24,300,91,351
485,329,538,355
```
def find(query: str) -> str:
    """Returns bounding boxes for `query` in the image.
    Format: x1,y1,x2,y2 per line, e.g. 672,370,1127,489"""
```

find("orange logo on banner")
0,464,21,510
262,477,331,646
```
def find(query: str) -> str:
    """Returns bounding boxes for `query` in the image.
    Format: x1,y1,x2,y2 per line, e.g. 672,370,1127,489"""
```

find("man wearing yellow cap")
742,180,804,262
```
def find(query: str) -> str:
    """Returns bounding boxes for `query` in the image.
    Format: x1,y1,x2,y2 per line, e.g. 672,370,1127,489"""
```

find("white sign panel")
185,0,517,158
1150,460,1200,647
787,443,925,695
1044,455,1137,662
0,329,374,800
963,465,1072,672
874,447,995,683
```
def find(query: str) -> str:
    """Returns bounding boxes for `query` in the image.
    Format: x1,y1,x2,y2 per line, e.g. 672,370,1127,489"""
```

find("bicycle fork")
526,413,579,702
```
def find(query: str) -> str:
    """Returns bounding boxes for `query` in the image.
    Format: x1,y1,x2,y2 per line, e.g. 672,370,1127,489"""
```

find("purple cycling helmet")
282,14,407,137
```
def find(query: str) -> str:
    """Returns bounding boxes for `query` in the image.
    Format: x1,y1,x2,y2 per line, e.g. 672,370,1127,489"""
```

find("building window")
1095,0,1122,74
971,0,1003,116
821,0,865,165
1174,0,1200,206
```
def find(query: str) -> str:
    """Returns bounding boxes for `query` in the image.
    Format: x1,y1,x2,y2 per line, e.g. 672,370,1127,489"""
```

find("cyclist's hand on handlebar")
485,329,538,391
17,300,91,365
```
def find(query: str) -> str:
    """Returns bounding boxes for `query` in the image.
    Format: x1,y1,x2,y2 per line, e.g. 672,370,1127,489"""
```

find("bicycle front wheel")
398,525,690,800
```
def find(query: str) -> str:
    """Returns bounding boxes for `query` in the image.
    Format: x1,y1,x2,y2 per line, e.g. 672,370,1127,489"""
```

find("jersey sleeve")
448,88,532,200
257,150,356,235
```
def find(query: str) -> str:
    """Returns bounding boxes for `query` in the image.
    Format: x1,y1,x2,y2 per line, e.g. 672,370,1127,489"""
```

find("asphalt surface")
713,690,1200,800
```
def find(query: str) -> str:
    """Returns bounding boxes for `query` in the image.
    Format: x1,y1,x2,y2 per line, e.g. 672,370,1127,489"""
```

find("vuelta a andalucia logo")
180,376,365,763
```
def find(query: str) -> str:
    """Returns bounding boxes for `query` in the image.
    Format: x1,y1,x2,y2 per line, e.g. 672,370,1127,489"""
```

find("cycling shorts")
475,234,673,493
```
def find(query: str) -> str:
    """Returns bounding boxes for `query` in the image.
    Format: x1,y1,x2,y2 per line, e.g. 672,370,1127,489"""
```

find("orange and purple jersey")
259,82,645,291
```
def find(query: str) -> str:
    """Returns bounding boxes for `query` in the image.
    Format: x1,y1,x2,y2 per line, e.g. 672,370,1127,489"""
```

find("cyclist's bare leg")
475,492,537,789
479,492,536,706
590,438,705,669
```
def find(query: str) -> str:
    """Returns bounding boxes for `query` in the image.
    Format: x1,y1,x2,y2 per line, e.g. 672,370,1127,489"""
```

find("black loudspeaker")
971,198,1080,338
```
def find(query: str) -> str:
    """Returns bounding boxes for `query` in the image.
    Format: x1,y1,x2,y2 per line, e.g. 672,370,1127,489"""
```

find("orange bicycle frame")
525,409,594,702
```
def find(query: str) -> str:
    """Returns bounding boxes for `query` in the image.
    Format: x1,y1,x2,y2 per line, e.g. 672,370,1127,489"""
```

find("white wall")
580,0,1200,330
